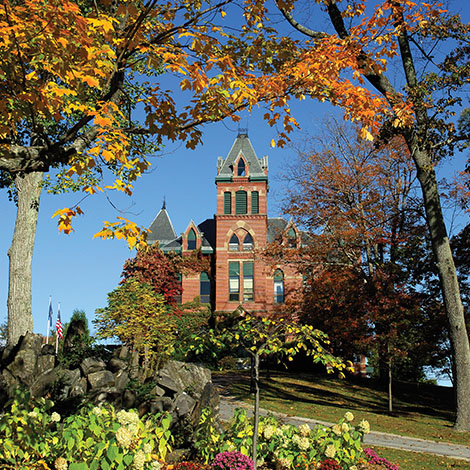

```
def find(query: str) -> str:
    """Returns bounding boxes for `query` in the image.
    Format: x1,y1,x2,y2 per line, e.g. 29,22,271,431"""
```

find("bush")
212,451,254,470
361,449,399,470
0,389,173,470
318,459,343,470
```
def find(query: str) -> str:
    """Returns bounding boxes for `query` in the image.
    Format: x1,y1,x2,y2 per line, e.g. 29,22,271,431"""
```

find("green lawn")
369,447,470,470
219,371,470,446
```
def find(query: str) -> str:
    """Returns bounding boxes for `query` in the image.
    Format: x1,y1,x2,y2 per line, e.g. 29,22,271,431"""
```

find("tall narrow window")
243,233,253,251
288,227,297,248
224,192,232,214
243,261,254,302
229,261,240,301
229,234,240,251
187,228,196,250
235,190,247,214
251,191,259,214
200,272,210,304
237,159,245,176
174,273,182,305
273,269,284,303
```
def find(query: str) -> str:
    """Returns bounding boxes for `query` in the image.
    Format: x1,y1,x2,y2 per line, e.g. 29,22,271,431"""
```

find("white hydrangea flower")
298,437,310,451
51,412,61,422
28,411,38,419
359,420,370,434
54,457,68,470
116,426,133,448
332,424,341,436
132,450,146,470
143,443,153,455
325,445,336,458
298,423,310,437
292,434,301,445
341,422,350,433
257,457,265,467
278,457,291,468
151,462,162,470
344,412,354,422
117,409,140,426
92,407,103,416
349,466,358,470
275,428,284,437
263,424,275,440
127,424,138,436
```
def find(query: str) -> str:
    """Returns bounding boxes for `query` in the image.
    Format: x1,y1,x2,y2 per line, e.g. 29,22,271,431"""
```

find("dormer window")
229,234,240,251
237,159,246,176
243,233,253,251
288,227,297,248
188,228,196,250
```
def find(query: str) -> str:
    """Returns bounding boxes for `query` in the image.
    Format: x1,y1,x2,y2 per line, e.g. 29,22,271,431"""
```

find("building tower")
214,131,269,313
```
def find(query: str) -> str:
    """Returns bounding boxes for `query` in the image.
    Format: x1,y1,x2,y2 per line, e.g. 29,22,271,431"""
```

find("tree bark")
252,352,260,470
412,147,470,431
7,171,43,346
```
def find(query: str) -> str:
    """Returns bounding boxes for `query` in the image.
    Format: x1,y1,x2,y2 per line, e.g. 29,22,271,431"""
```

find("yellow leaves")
93,217,149,250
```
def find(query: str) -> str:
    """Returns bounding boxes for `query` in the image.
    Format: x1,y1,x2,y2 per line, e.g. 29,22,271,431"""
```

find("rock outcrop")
0,333,219,434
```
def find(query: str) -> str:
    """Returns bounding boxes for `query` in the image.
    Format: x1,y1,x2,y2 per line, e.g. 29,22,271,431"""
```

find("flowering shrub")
211,451,254,470
318,459,343,470
0,389,173,470
195,408,370,470
171,462,202,470
362,449,399,470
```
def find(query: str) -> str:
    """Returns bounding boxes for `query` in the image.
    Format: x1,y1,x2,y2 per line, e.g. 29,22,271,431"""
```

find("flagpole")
46,296,52,344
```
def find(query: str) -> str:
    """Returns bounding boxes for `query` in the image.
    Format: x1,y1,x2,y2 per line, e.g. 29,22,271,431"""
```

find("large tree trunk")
7,171,43,346
412,147,470,431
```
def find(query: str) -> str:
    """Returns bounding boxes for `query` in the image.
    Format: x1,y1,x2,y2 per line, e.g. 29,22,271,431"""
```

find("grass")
369,446,470,470
218,370,470,446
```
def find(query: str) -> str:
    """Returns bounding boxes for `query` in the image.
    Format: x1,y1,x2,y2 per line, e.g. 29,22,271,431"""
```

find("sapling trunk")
252,351,260,470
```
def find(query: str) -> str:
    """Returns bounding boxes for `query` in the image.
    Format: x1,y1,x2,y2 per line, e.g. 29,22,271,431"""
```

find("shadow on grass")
225,370,455,423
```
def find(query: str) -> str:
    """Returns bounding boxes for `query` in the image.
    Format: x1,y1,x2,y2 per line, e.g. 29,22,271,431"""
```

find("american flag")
56,304,63,340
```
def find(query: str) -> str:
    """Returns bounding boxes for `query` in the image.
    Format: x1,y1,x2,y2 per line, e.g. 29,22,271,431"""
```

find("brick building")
148,132,303,315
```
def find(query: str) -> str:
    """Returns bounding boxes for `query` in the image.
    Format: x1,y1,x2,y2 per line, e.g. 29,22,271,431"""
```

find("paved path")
214,381,470,462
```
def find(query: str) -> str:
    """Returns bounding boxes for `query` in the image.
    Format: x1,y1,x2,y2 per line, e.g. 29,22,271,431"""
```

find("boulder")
108,358,128,374
7,348,39,386
30,368,60,398
88,370,115,389
174,392,196,417
158,361,211,397
80,357,106,376
37,355,55,376
114,369,130,391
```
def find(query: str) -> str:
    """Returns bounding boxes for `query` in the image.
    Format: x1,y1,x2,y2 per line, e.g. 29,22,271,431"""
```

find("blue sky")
1,0,469,344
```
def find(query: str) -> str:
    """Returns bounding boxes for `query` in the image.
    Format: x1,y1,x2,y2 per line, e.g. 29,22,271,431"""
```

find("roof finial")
237,125,248,137
162,196,166,210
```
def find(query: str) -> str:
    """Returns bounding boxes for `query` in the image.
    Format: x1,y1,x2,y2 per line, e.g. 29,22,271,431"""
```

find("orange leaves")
52,206,84,234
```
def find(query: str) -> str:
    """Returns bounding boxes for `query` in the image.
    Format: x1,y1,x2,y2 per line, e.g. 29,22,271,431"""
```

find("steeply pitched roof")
267,217,288,243
148,206,177,246
216,133,268,182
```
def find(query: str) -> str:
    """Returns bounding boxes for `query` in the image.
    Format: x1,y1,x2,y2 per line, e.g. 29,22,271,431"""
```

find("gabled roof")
148,204,177,246
216,133,268,182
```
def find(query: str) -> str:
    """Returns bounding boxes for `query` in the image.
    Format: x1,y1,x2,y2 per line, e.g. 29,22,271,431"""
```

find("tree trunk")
7,171,43,346
412,147,470,431
388,353,393,414
252,352,260,470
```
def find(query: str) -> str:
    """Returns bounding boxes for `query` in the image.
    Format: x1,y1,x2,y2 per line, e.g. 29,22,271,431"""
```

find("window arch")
273,269,284,304
187,228,196,250
243,233,253,251
200,272,210,304
237,158,246,176
229,233,240,251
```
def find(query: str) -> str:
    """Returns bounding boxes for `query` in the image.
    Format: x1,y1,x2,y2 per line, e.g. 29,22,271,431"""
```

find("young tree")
190,313,352,469
269,0,470,431
94,279,176,372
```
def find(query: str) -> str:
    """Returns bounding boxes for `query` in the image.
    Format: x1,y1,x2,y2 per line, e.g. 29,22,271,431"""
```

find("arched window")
229,234,240,251
187,228,196,250
200,272,210,304
235,190,247,214
243,233,253,251
273,269,284,304
237,159,246,176
288,227,297,248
